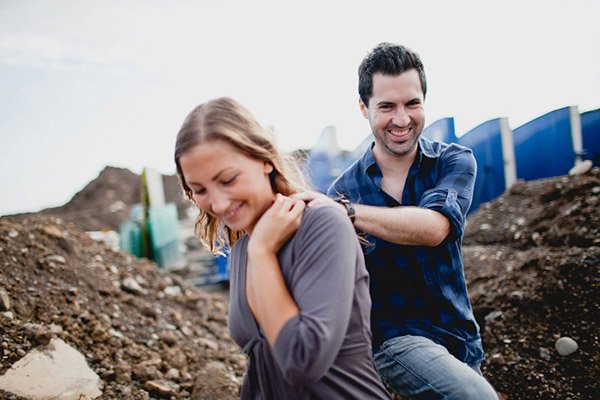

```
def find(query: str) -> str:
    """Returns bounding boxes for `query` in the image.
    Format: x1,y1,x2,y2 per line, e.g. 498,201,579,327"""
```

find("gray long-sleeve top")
228,204,391,399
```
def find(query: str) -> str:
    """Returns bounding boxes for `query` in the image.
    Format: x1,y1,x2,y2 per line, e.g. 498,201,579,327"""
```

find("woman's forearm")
246,247,300,347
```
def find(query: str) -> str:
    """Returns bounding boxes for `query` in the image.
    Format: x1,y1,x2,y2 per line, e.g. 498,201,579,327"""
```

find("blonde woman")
174,97,390,399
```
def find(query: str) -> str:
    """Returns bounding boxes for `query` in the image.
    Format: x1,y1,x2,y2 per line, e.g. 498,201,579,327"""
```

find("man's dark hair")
358,42,427,107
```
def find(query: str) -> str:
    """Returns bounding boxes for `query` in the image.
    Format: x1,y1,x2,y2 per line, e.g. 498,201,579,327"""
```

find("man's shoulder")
328,163,362,195
420,137,473,159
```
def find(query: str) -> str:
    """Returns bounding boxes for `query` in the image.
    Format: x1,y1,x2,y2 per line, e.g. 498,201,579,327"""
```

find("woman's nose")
209,191,231,215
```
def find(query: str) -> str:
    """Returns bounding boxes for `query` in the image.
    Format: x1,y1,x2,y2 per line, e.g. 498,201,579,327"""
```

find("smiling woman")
173,97,391,399
179,139,276,235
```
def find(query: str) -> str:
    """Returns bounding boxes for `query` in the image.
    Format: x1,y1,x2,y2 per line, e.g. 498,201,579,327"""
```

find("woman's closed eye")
221,175,237,185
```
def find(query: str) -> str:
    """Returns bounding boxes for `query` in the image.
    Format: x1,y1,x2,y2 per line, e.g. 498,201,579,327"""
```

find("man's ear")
359,98,369,119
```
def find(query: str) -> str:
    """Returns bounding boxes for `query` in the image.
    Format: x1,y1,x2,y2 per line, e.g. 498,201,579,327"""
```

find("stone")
555,336,578,356
22,323,51,345
568,159,592,176
143,380,178,398
133,360,162,382
159,330,178,346
46,255,66,264
114,362,132,385
120,277,147,295
163,285,182,297
484,310,503,323
192,361,239,399
0,338,102,399
0,288,10,311
165,367,180,380
197,337,219,351
539,347,551,361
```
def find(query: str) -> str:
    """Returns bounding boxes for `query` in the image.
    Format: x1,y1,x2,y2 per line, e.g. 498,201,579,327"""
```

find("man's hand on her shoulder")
292,191,341,209
291,190,331,206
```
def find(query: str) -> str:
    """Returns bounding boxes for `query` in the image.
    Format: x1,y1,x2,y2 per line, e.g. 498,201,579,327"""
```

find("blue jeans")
373,335,498,400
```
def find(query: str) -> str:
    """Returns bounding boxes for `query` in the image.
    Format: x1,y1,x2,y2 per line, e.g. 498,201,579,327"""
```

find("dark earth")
1,165,599,399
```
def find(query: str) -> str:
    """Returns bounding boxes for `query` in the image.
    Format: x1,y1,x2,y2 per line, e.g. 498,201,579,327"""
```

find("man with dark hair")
296,42,498,399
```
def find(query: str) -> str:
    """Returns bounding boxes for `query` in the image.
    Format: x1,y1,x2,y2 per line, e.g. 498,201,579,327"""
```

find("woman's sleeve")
271,205,359,386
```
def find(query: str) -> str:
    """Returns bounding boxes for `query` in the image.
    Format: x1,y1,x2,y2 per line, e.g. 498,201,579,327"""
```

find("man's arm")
292,192,449,247
353,203,449,246
294,146,475,247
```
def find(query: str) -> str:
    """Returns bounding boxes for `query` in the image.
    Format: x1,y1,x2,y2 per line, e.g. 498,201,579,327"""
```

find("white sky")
1,0,599,216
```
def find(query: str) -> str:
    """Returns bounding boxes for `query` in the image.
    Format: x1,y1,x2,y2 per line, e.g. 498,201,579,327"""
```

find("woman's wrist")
247,241,277,259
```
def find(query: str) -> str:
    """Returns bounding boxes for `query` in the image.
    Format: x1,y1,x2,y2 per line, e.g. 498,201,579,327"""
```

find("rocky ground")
1,165,599,399
463,170,600,399
0,215,245,399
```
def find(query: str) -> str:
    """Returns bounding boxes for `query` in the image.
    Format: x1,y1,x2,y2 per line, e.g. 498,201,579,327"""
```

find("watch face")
335,196,355,222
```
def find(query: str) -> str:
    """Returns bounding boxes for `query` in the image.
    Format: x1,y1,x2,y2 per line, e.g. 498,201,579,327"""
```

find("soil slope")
1,166,598,399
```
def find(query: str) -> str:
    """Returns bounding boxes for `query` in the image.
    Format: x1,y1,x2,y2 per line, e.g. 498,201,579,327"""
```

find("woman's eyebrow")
186,167,235,186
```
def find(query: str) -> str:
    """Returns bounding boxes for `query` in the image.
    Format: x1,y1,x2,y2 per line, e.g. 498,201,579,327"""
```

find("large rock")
0,338,102,399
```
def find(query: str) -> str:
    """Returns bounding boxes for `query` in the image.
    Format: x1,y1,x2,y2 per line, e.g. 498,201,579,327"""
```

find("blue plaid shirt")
328,136,484,365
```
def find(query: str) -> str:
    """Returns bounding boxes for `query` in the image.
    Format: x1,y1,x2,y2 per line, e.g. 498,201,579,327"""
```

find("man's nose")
392,108,410,127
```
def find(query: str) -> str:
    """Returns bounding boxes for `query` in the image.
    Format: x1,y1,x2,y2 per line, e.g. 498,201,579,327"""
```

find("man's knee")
373,336,498,400
448,374,498,400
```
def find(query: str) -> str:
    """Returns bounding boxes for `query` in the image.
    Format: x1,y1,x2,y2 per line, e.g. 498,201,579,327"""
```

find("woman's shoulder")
230,234,249,261
297,202,354,239
301,202,348,225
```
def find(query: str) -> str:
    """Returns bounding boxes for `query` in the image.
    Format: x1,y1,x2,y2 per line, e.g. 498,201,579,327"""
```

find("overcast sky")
1,0,599,216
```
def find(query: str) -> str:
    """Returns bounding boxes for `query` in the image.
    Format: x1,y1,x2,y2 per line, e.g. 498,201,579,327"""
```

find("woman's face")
179,139,275,234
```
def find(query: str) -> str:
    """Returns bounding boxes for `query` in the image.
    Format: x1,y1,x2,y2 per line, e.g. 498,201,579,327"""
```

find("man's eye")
193,188,206,195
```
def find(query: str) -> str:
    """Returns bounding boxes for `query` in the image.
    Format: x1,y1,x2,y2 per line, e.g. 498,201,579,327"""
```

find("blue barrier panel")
513,106,577,180
423,117,457,144
304,126,348,193
581,108,600,166
119,221,143,257
341,135,373,171
458,118,514,212
214,254,230,282
305,152,344,193
148,203,182,269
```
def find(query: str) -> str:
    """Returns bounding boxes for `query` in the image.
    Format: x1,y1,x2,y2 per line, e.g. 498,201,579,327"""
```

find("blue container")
513,106,578,180
581,108,600,166
458,117,515,212
423,117,457,144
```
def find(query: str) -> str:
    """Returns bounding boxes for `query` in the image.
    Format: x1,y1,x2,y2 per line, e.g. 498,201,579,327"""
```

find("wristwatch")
334,195,356,224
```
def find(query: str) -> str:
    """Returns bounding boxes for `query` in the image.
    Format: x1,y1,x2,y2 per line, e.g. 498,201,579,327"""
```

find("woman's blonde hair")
174,97,308,253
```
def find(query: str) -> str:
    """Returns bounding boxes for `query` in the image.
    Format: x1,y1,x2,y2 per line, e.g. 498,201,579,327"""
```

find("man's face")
360,70,425,158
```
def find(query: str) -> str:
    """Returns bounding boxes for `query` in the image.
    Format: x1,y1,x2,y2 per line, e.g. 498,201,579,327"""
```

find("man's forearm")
353,204,450,246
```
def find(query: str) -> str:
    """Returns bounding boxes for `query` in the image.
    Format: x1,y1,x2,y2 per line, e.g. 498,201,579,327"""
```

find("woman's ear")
264,162,274,174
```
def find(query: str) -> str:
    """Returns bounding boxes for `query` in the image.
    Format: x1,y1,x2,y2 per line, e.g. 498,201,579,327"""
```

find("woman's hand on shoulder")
248,193,306,255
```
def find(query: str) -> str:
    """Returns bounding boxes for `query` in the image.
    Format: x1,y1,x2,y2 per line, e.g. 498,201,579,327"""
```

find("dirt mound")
463,168,600,399
16,166,190,232
0,215,245,399
1,165,598,399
